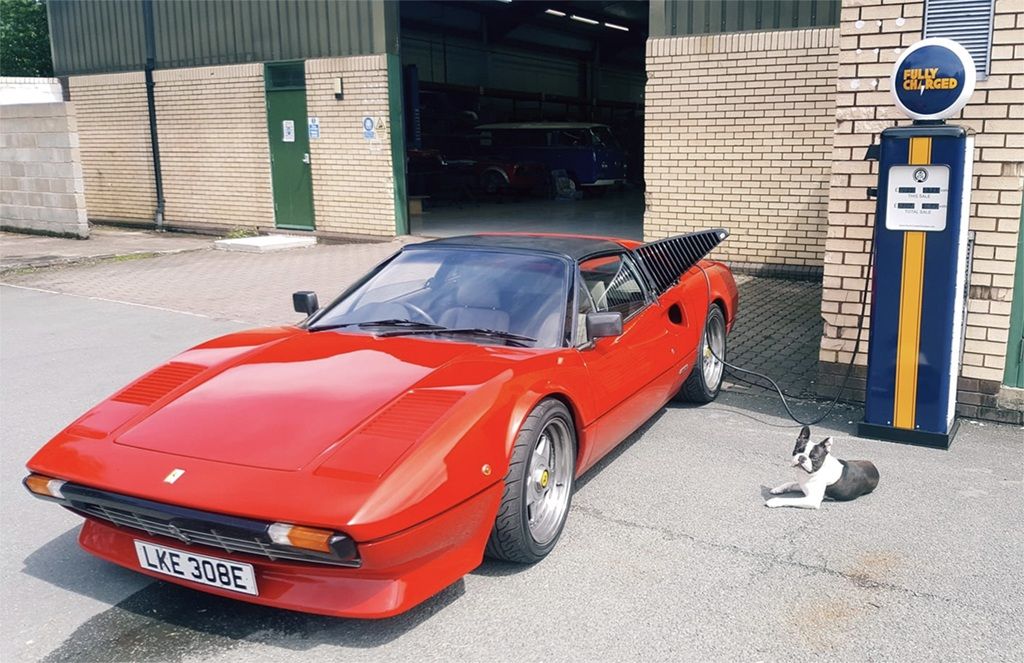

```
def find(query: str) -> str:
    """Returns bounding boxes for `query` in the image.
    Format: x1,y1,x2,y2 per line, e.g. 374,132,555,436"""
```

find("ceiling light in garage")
545,9,566,16
604,22,629,31
570,15,599,25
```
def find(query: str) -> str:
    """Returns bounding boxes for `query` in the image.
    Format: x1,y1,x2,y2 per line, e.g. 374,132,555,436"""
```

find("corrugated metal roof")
650,0,840,38
48,0,394,77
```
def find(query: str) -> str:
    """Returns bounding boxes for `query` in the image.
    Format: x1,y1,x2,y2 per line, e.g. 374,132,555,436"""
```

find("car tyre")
677,304,726,403
486,399,576,564
481,171,506,196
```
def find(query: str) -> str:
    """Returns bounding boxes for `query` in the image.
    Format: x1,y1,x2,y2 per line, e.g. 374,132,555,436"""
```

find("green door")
1004,204,1024,387
265,62,315,230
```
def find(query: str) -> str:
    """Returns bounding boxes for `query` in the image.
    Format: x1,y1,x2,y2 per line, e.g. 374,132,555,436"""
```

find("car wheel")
482,171,506,195
486,399,576,563
677,304,726,403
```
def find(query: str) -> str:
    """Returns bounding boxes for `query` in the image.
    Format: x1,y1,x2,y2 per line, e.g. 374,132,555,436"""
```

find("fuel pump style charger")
694,39,977,448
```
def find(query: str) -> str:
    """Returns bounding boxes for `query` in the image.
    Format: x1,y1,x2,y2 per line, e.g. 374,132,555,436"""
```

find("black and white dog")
765,426,879,509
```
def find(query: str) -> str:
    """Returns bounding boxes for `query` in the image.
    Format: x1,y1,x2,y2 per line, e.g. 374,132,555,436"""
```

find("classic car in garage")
24,231,737,618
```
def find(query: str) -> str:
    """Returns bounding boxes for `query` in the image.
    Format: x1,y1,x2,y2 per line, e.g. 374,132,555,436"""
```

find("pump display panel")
885,164,950,232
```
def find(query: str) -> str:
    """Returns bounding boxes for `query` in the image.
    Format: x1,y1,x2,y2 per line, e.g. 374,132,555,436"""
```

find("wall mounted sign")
890,38,976,121
282,120,295,143
363,116,376,140
308,116,320,140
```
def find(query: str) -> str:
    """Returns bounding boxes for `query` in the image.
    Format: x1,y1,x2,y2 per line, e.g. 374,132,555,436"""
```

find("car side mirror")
292,291,319,316
586,311,623,340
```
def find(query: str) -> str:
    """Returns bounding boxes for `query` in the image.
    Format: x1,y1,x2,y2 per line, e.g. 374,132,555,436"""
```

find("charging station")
858,38,976,449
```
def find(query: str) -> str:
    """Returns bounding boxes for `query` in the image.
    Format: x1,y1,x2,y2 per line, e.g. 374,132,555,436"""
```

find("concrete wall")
0,102,88,238
153,64,275,229
817,0,1024,423
643,28,839,276
69,72,156,222
306,54,397,237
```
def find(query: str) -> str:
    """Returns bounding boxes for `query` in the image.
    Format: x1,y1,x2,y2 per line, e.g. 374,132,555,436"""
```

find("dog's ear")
798,426,810,441
820,437,833,453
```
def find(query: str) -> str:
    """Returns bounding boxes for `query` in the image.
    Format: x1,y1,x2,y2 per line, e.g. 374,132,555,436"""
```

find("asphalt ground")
2,283,1022,662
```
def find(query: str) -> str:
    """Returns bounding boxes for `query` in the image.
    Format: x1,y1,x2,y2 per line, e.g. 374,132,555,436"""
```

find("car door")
575,253,680,465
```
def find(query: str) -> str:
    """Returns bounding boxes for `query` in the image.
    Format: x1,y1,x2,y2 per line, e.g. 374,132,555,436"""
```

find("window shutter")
924,0,995,79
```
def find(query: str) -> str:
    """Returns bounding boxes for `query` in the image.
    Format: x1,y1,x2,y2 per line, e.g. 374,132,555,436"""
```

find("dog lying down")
765,426,879,509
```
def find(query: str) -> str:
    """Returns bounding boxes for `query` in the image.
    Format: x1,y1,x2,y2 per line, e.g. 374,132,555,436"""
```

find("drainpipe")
142,0,165,230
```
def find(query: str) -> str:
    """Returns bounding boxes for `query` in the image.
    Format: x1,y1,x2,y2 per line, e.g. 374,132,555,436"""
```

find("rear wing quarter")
631,229,737,328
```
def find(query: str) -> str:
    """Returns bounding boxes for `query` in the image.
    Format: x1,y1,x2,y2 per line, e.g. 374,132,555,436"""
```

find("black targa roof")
414,234,626,261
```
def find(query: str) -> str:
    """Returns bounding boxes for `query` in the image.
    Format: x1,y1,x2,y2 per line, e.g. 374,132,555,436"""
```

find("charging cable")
695,226,877,427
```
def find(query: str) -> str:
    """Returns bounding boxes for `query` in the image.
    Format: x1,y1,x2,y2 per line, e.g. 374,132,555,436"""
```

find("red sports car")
24,232,737,618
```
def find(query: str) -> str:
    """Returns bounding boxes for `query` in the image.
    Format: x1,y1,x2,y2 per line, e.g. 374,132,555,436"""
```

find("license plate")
134,540,258,596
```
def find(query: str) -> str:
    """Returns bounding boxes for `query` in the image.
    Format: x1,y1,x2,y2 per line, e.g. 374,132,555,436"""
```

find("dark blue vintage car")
476,122,627,189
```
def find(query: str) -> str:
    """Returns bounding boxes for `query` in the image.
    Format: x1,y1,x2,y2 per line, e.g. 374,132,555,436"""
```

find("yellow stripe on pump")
893,136,931,429
908,135,931,166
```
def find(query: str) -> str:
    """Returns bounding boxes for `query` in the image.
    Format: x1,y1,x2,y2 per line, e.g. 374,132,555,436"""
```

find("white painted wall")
0,77,63,105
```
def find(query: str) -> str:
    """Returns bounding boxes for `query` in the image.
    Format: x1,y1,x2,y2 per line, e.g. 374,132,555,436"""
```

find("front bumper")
75,482,502,618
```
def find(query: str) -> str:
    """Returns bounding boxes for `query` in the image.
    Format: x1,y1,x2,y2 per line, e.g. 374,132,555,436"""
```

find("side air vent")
634,228,729,296
318,389,465,480
111,362,205,406
359,390,465,440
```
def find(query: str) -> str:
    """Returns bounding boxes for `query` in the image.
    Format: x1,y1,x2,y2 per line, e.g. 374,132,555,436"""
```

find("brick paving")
2,242,824,397
1,240,415,325
725,275,824,398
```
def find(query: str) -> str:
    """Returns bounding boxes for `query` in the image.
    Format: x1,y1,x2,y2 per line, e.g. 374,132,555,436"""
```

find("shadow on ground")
36,576,464,662
24,533,463,662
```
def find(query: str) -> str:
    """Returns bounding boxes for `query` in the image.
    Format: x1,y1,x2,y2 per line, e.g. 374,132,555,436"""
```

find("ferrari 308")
24,232,737,618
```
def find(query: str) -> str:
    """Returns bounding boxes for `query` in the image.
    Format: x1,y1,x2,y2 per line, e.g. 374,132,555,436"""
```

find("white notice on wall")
885,165,950,232
282,120,295,143
308,116,320,140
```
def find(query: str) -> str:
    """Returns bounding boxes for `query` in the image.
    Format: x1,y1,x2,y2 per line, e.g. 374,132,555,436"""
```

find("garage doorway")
398,1,647,239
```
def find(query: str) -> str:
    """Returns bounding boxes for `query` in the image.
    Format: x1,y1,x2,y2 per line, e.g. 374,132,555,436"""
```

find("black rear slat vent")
634,229,729,295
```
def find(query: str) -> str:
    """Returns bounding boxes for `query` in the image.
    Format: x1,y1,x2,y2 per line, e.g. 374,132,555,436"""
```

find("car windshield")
312,248,570,348
589,126,621,150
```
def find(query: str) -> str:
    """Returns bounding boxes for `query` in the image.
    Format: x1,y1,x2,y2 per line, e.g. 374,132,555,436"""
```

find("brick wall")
0,102,88,238
306,55,397,237
68,72,155,222
153,64,274,230
644,28,840,276
818,0,1024,424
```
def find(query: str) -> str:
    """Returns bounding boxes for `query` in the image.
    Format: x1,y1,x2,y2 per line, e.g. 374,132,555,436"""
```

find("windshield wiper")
308,319,444,332
378,327,537,347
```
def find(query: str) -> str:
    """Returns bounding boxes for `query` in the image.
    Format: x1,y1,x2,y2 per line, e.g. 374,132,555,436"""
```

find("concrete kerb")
0,226,213,274
0,246,208,275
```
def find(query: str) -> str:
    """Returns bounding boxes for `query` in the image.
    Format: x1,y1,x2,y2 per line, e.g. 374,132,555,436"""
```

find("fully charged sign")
890,38,976,121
